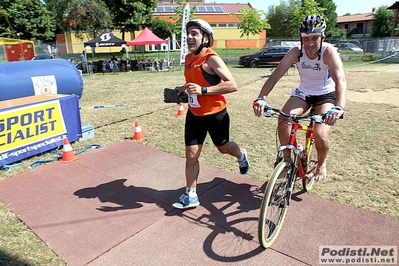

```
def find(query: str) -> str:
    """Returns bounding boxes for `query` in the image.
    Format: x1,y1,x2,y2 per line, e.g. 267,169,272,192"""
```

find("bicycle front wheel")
258,161,291,248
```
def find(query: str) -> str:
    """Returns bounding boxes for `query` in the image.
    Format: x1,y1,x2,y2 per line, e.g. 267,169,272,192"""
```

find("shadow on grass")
0,248,33,266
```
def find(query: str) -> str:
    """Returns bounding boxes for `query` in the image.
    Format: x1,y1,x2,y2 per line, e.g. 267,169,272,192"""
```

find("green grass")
0,61,398,265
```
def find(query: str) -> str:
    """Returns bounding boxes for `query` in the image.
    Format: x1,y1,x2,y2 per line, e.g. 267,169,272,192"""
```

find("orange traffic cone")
132,120,145,141
60,137,78,162
177,102,185,117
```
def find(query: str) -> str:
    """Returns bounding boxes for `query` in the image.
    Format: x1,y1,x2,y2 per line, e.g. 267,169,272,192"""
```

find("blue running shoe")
172,193,200,209
238,148,250,174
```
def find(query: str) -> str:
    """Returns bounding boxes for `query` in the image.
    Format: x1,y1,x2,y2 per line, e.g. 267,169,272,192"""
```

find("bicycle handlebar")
263,106,325,124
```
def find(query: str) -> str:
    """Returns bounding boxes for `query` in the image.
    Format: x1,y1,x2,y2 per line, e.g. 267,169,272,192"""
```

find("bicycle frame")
274,112,320,206
278,121,313,206
275,114,318,180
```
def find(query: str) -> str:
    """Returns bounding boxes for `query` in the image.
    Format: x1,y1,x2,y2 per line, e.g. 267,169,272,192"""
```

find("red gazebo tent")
126,27,168,46
126,27,170,66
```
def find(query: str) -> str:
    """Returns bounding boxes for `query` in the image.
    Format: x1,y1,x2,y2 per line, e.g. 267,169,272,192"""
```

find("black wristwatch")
201,86,208,95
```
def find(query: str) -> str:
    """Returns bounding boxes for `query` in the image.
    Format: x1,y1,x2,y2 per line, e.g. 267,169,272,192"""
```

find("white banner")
180,4,190,65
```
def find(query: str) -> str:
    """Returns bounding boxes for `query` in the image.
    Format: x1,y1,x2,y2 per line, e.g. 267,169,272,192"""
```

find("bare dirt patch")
348,88,399,106
345,63,399,106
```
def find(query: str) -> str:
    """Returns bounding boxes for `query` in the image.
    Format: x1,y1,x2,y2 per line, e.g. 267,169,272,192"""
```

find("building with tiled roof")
153,1,266,49
153,2,253,24
156,0,252,13
336,10,375,38
337,2,399,38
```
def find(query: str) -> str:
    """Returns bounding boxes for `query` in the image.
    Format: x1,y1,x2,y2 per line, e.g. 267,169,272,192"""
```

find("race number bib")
188,94,201,108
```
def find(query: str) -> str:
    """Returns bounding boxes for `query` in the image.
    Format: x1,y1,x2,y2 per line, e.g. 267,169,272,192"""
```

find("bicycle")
258,105,325,248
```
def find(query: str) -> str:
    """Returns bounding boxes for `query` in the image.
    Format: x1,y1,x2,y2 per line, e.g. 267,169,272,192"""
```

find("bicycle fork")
285,164,298,207
274,145,300,207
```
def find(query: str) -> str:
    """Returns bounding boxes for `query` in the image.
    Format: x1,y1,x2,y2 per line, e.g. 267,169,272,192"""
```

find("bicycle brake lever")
313,114,324,124
264,109,275,117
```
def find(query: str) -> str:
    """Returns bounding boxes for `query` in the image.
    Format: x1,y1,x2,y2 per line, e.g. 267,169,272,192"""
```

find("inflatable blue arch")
0,59,83,101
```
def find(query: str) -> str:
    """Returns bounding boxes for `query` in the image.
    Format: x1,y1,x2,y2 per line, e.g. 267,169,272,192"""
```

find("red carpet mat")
0,142,398,265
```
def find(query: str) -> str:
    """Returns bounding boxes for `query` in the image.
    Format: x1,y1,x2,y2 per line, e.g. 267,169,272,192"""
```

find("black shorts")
185,108,229,147
292,89,336,106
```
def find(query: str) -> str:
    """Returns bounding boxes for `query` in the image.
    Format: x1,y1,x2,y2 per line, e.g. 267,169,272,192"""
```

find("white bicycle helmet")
298,14,326,61
186,19,214,47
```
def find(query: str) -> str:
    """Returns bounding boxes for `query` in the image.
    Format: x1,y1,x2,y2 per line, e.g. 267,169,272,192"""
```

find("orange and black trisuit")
184,48,226,117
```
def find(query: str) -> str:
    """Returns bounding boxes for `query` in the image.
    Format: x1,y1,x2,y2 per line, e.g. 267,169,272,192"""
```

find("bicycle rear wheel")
302,139,317,192
258,161,291,248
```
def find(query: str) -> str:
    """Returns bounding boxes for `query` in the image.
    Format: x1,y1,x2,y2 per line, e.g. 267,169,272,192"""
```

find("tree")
42,0,70,34
44,0,113,40
315,0,339,37
150,17,173,40
233,5,270,38
266,0,330,37
290,0,326,37
266,0,300,37
102,0,158,40
372,6,394,37
0,0,55,42
63,0,113,40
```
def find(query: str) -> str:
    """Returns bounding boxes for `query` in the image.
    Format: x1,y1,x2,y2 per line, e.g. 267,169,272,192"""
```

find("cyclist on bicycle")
253,14,347,182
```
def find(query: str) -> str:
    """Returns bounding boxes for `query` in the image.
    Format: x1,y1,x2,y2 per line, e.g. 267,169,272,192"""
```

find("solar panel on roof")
196,6,224,13
153,5,224,13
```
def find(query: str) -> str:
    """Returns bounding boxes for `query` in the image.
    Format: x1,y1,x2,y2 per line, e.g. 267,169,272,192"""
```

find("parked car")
238,46,290,68
334,43,363,52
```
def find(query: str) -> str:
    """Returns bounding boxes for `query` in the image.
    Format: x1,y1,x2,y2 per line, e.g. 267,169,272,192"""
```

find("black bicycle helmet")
299,14,326,35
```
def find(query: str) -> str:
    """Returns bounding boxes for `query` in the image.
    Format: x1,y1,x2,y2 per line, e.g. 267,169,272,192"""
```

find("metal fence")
265,36,399,57
1,36,398,63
